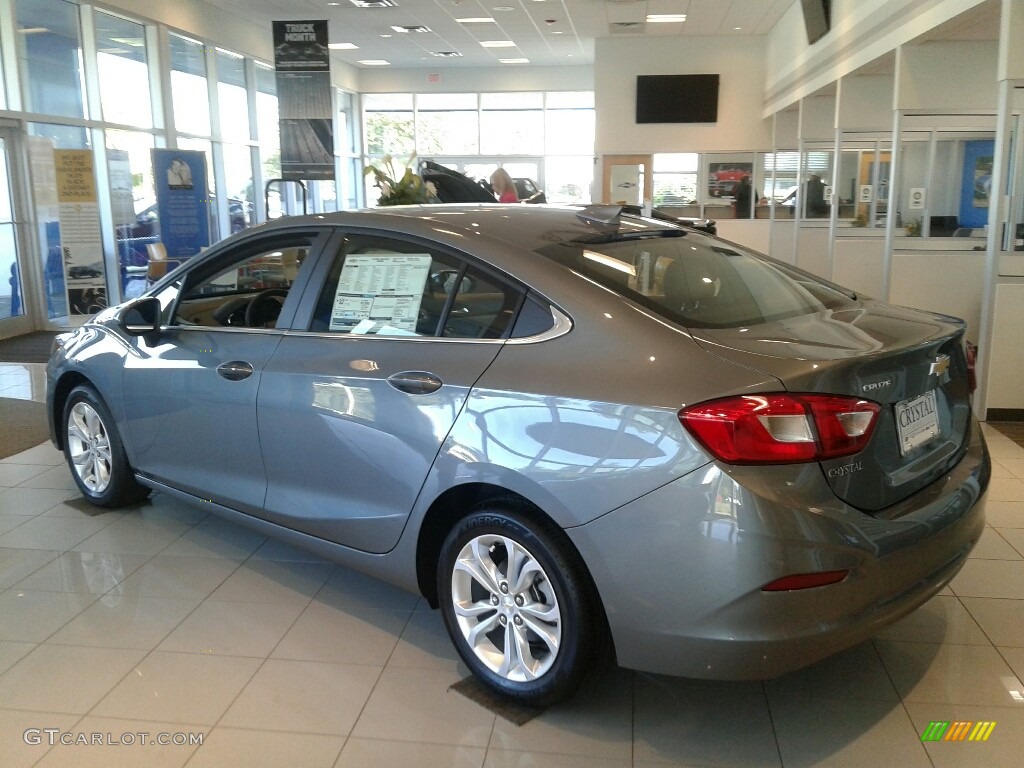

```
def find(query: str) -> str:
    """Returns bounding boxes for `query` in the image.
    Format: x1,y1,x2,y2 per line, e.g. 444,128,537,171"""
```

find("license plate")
895,390,940,456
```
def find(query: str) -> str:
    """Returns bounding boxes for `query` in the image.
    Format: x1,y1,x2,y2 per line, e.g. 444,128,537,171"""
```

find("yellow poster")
55,150,98,204
54,149,106,315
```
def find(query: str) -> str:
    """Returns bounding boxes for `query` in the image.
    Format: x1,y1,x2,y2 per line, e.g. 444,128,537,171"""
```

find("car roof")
254,204,682,253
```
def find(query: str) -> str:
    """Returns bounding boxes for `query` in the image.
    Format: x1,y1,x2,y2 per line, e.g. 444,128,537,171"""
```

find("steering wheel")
245,288,289,328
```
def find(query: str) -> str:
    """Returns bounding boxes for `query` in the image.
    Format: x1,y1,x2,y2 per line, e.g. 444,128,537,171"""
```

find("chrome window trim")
158,325,287,337
506,306,573,345
276,306,572,345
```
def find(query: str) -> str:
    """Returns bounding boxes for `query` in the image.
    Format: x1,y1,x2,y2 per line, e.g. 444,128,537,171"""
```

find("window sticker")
329,253,432,334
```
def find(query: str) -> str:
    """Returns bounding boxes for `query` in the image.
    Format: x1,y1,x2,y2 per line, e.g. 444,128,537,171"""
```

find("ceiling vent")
349,0,397,8
610,22,645,34
392,25,431,33
432,51,462,57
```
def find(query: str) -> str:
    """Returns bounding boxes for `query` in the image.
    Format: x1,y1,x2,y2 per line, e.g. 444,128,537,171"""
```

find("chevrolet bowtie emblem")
929,355,950,377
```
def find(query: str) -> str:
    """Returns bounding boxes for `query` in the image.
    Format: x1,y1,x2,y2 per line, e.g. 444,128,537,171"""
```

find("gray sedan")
47,204,989,706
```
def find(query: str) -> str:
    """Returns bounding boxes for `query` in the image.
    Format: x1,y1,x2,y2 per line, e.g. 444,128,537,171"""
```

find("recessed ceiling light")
358,59,390,65
391,25,431,33
456,17,495,23
551,31,563,35
499,58,529,64
348,0,396,7
646,14,687,23
493,6,515,11
328,43,359,49
734,27,742,31
18,26,50,34
480,40,515,47
380,34,392,38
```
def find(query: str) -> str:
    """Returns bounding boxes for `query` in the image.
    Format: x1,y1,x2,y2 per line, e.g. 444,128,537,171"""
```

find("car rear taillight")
679,393,880,465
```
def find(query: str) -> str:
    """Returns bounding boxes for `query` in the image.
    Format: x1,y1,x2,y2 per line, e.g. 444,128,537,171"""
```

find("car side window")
310,234,524,339
172,239,311,329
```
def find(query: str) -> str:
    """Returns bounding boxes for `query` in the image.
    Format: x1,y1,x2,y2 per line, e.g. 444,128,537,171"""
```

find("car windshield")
537,233,856,329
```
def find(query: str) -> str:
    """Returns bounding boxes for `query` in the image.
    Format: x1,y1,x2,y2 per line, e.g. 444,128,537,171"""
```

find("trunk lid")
690,300,972,512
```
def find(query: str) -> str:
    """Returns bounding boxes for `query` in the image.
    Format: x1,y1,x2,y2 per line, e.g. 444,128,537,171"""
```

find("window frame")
160,227,334,333
289,227,544,343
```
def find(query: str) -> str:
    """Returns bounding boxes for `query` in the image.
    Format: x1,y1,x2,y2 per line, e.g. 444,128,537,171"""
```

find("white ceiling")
199,0,794,68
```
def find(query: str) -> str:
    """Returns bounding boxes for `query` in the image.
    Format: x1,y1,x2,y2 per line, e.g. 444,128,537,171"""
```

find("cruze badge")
929,355,950,377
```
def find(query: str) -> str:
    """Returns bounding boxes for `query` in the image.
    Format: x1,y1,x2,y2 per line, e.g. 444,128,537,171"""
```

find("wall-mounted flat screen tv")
801,0,831,45
635,74,719,124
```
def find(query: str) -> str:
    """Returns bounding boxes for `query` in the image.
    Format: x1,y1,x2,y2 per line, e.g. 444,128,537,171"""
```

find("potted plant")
364,153,434,206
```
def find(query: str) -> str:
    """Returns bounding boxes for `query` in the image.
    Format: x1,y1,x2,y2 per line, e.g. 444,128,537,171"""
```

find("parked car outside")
514,177,547,204
48,204,988,706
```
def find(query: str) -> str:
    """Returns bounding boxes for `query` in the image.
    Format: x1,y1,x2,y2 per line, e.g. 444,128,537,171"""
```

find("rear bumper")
566,419,989,679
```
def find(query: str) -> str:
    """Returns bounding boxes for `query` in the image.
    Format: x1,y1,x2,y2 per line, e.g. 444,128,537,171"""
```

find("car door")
257,230,526,553
121,229,330,513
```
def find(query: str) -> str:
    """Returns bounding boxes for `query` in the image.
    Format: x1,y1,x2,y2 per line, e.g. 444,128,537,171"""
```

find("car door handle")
387,371,443,395
216,361,254,381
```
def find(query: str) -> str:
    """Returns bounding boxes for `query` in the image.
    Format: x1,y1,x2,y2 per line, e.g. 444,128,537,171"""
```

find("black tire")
437,501,604,707
62,384,150,508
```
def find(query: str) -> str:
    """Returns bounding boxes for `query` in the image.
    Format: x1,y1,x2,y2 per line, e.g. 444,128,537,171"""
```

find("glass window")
537,235,855,330
544,156,593,204
106,130,155,297
363,94,414,156
94,11,152,128
480,93,543,155
546,92,594,109
16,0,86,119
1,138,20,319
222,144,255,233
217,50,250,141
416,93,478,155
545,106,594,156
255,63,279,144
654,153,698,206
170,34,211,136
175,237,313,328
27,123,91,322
312,234,522,339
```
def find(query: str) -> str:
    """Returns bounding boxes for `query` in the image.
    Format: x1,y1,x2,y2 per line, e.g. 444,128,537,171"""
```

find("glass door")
0,126,34,338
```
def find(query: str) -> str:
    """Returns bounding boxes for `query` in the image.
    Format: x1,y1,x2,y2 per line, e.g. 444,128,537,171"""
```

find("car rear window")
536,233,856,329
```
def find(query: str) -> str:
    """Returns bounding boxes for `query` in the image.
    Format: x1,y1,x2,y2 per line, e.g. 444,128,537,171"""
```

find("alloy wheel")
67,401,112,494
450,534,562,682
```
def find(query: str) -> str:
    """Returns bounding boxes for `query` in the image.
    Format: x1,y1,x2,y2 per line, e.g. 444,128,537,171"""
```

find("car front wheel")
438,503,603,706
63,384,150,508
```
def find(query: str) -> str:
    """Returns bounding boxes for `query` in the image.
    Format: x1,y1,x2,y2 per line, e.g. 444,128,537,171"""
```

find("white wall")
837,75,894,130
889,249,985,340
834,238,887,297
594,36,773,154
988,282,1024,409
897,41,999,110
716,220,772,254
764,0,990,115
358,66,593,94
795,227,831,276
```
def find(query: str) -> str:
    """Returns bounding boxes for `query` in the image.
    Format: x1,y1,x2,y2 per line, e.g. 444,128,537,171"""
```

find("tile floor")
1,362,1023,767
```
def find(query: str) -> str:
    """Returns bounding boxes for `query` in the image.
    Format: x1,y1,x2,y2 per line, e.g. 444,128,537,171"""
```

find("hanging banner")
54,150,106,316
152,149,210,260
273,20,335,181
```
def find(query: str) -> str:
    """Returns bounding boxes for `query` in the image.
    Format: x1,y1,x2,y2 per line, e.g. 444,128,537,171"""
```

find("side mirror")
117,296,161,336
